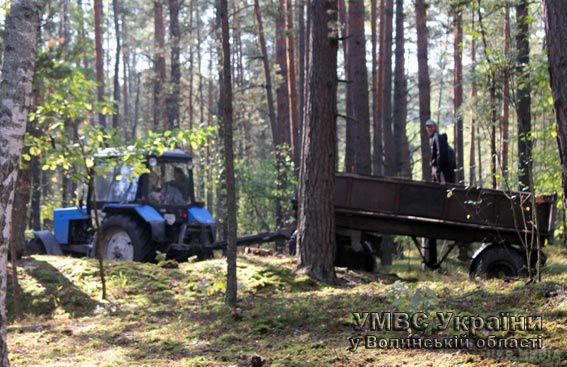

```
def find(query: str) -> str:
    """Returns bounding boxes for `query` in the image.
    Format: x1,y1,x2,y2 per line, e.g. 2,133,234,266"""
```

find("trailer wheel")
469,244,527,280
96,215,154,262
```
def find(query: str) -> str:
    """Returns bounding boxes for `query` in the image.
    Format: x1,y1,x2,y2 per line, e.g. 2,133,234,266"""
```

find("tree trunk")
393,0,408,178
112,0,121,129
121,12,131,137
501,3,510,182
516,0,532,191
345,0,371,175
153,0,167,131
543,0,567,210
297,0,338,284
453,7,464,183
415,0,432,181
188,1,194,133
371,0,383,176
380,0,394,176
276,0,291,147
469,4,476,186
167,0,181,130
218,0,238,309
298,0,306,159
285,0,300,167
0,0,42,362
94,0,106,127
254,0,278,146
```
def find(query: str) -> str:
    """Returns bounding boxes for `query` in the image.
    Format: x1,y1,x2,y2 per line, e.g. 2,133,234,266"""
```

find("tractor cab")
30,149,217,263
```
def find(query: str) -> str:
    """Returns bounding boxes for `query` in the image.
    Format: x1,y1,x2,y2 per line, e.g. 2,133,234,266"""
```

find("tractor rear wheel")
96,215,154,262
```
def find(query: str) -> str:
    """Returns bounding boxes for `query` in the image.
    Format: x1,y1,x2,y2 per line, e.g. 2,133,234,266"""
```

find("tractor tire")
26,238,46,255
469,244,527,280
96,215,155,262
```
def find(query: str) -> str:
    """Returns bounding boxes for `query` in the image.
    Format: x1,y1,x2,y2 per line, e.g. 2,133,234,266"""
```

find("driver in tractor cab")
170,167,193,203
145,170,185,205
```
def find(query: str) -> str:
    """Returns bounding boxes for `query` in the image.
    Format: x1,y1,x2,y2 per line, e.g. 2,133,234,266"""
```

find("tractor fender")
32,231,64,255
102,204,166,242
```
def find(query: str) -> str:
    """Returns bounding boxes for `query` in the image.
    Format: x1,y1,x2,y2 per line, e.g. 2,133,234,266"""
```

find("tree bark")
285,0,300,167
254,0,278,146
469,4,476,186
393,0,408,178
501,3,510,182
276,0,291,147
297,0,338,284
371,0,383,175
415,0,432,181
120,12,131,137
543,0,567,209
111,0,121,130
153,0,167,131
167,0,181,130
453,7,464,183
380,0,394,176
218,0,238,308
94,0,106,127
298,0,306,159
345,0,371,175
516,0,532,191
0,0,42,363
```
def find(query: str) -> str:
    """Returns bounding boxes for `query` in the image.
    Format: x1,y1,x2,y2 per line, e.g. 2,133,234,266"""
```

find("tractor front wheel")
96,215,154,262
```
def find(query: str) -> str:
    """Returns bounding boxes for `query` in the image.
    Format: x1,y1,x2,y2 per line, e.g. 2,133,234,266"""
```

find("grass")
6,244,567,366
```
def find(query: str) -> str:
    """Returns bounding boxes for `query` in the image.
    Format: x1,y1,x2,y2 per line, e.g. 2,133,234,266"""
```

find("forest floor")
6,244,567,367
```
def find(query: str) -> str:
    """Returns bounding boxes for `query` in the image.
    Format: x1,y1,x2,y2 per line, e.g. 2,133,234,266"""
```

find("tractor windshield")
142,161,195,206
94,164,138,203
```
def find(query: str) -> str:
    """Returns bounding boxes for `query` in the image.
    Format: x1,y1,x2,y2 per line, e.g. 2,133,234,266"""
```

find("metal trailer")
332,173,556,278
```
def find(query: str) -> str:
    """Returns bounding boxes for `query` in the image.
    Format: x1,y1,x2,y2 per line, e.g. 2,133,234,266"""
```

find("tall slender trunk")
297,0,338,284
254,0,278,144
153,0,167,131
94,0,106,127
453,8,464,183
340,0,354,172
218,0,238,309
371,0,382,175
0,1,42,362
121,12,130,137
285,0,300,167
501,4,510,181
276,0,291,147
168,0,181,130
415,0,432,181
188,1,194,132
112,0,121,130
381,0,394,176
298,0,306,157
469,4,477,186
543,0,567,212
345,0,371,175
393,0,408,177
516,0,532,191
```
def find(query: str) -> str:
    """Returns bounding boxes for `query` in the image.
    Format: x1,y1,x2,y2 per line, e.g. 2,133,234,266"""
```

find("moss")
6,246,567,366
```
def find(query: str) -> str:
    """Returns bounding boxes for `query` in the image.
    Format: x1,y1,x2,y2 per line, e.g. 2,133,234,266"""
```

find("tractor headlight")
164,213,176,225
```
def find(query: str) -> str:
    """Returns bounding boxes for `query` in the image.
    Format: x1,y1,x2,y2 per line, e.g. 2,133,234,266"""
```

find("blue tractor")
28,149,218,262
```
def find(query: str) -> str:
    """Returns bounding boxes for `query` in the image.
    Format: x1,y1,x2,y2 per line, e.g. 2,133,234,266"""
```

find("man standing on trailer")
426,119,456,184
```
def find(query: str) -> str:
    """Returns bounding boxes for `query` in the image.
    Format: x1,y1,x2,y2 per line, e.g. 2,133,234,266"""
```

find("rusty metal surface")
335,173,556,246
